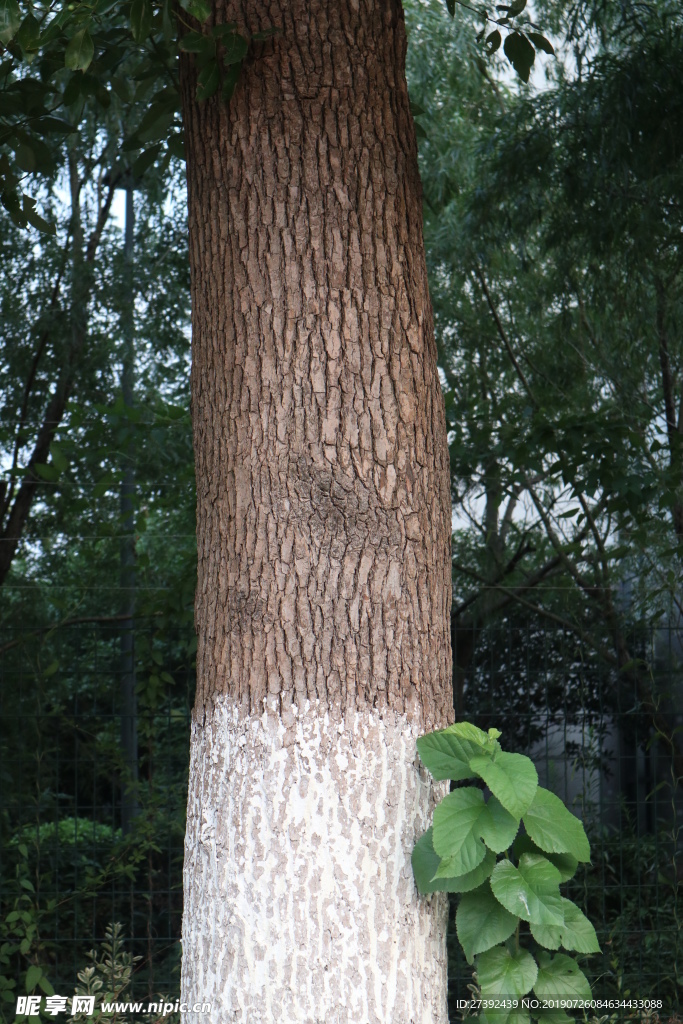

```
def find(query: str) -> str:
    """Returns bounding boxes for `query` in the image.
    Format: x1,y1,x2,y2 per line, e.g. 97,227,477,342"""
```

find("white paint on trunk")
181,698,448,1023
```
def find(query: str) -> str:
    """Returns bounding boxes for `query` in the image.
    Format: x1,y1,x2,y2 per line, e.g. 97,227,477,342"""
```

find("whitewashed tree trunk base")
181,698,448,1024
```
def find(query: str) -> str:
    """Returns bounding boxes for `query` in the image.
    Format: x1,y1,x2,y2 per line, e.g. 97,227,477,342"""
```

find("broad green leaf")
477,945,538,998
187,0,211,21
470,751,538,818
478,796,520,853
490,853,563,927
221,31,248,66
456,882,518,961
446,0,455,15
179,30,215,56
417,722,496,781
529,917,561,950
532,901,602,954
133,144,162,178
130,0,153,42
16,12,39,54
558,899,600,953
534,952,592,1002
49,444,69,474
63,74,82,105
412,828,495,894
530,899,599,954
523,788,590,862
0,0,20,44
37,976,54,996
512,836,578,881
433,787,487,874
486,29,502,53
33,462,60,482
38,6,72,45
212,21,239,36
528,32,554,55
65,28,95,72
535,1011,573,1024
15,143,35,173
24,966,42,993
412,827,443,893
503,31,535,83
222,64,241,102
505,1009,531,1024
196,61,220,101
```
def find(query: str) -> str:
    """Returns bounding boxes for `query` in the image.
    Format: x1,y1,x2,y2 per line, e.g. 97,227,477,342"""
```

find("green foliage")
0,0,283,225
444,0,555,81
414,722,599,1017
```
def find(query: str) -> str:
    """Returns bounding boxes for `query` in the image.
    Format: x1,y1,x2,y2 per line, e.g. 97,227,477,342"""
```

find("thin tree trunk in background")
120,181,139,834
179,1,454,1019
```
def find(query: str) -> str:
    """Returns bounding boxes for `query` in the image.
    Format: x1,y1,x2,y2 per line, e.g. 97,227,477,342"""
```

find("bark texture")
182,700,449,1023
180,0,454,1018
181,0,453,728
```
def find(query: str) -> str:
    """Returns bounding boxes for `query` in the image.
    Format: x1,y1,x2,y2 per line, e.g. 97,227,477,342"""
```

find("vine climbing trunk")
179,1,454,1020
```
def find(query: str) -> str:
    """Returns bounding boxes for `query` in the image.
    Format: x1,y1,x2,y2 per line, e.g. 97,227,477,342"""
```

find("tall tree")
1,0,558,1015
178,2,454,1019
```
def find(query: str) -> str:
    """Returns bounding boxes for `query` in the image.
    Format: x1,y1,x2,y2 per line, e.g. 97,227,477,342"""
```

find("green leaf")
167,133,186,159
503,31,535,83
456,882,518,961
486,29,502,53
477,796,520,853
133,144,162,178
417,722,496,781
15,144,35,173
433,787,487,874
38,976,54,996
522,788,590,862
38,6,72,45
534,1010,573,1024
470,751,538,818
446,0,455,15
24,966,41,993
196,60,220,101
512,836,578,882
222,64,241,102
412,828,495,894
179,30,215,56
0,0,20,44
534,952,592,1002
528,32,554,55
65,28,95,72
477,945,538,999
187,0,212,21
130,0,153,42
16,12,40,54
221,31,248,66
490,853,563,927
558,899,600,953
33,462,60,482
62,73,83,105
531,899,600,953
49,444,69,474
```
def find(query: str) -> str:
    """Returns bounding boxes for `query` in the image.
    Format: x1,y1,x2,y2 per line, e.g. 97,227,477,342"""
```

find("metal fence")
1,615,681,1019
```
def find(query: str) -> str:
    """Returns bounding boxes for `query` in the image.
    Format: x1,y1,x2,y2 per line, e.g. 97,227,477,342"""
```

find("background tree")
407,0,683,777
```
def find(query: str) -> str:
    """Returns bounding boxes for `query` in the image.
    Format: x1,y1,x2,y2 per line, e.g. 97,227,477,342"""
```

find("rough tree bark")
179,1,454,1020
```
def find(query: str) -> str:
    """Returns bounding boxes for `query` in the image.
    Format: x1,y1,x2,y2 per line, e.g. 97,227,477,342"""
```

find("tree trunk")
179,1,453,1020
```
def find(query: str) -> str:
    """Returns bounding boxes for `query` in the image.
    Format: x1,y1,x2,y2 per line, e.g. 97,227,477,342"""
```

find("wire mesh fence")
1,614,681,1019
